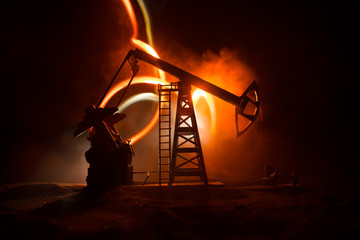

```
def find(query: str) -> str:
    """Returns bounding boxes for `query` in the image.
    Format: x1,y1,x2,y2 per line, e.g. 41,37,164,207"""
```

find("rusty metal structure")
74,48,260,189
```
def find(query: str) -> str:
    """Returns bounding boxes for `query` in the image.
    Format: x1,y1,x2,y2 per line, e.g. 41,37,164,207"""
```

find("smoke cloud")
157,45,265,179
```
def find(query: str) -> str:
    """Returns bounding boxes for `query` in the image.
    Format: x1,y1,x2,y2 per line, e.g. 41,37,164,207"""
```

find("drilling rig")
74,48,260,190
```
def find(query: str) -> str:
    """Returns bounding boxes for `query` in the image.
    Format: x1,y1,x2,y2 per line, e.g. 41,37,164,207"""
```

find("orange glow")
192,88,206,101
100,0,217,144
122,0,137,39
99,77,168,108
122,0,165,81
131,105,159,143
100,77,167,144
131,39,166,80
192,88,216,134
100,1,169,144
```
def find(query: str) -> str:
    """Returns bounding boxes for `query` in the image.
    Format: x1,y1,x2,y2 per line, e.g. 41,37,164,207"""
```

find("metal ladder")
158,83,177,185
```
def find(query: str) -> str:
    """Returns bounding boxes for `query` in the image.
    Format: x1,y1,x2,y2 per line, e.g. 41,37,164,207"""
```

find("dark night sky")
0,0,357,182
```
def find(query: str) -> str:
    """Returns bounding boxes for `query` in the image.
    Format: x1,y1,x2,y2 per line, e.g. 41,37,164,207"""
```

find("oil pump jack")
74,48,260,190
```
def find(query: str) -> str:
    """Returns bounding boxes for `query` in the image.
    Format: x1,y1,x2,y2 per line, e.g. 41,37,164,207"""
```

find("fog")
1,0,356,183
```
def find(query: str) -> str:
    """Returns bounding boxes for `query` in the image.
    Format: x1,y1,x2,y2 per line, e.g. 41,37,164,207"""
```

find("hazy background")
1,0,356,183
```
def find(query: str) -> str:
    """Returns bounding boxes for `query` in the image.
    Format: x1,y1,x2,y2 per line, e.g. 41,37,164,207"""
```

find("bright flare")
192,89,216,134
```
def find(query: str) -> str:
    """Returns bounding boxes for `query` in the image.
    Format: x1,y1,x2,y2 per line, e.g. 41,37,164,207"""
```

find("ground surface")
1,179,359,239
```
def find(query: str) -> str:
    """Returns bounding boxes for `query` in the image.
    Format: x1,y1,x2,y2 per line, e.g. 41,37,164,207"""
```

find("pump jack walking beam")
129,48,260,137
126,48,260,185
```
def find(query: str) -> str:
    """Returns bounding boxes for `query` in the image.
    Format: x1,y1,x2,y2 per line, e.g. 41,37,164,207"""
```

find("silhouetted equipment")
127,49,260,186
74,48,260,189
74,105,133,191
262,165,297,186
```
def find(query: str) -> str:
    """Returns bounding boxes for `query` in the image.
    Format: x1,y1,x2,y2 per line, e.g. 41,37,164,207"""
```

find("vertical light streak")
137,0,153,45
192,89,216,134
100,0,216,144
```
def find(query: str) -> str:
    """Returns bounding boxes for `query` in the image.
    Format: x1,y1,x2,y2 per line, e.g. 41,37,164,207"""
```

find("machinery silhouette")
74,49,260,191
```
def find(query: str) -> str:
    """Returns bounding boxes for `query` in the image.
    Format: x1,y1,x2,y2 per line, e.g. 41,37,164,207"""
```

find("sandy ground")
1,179,359,239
